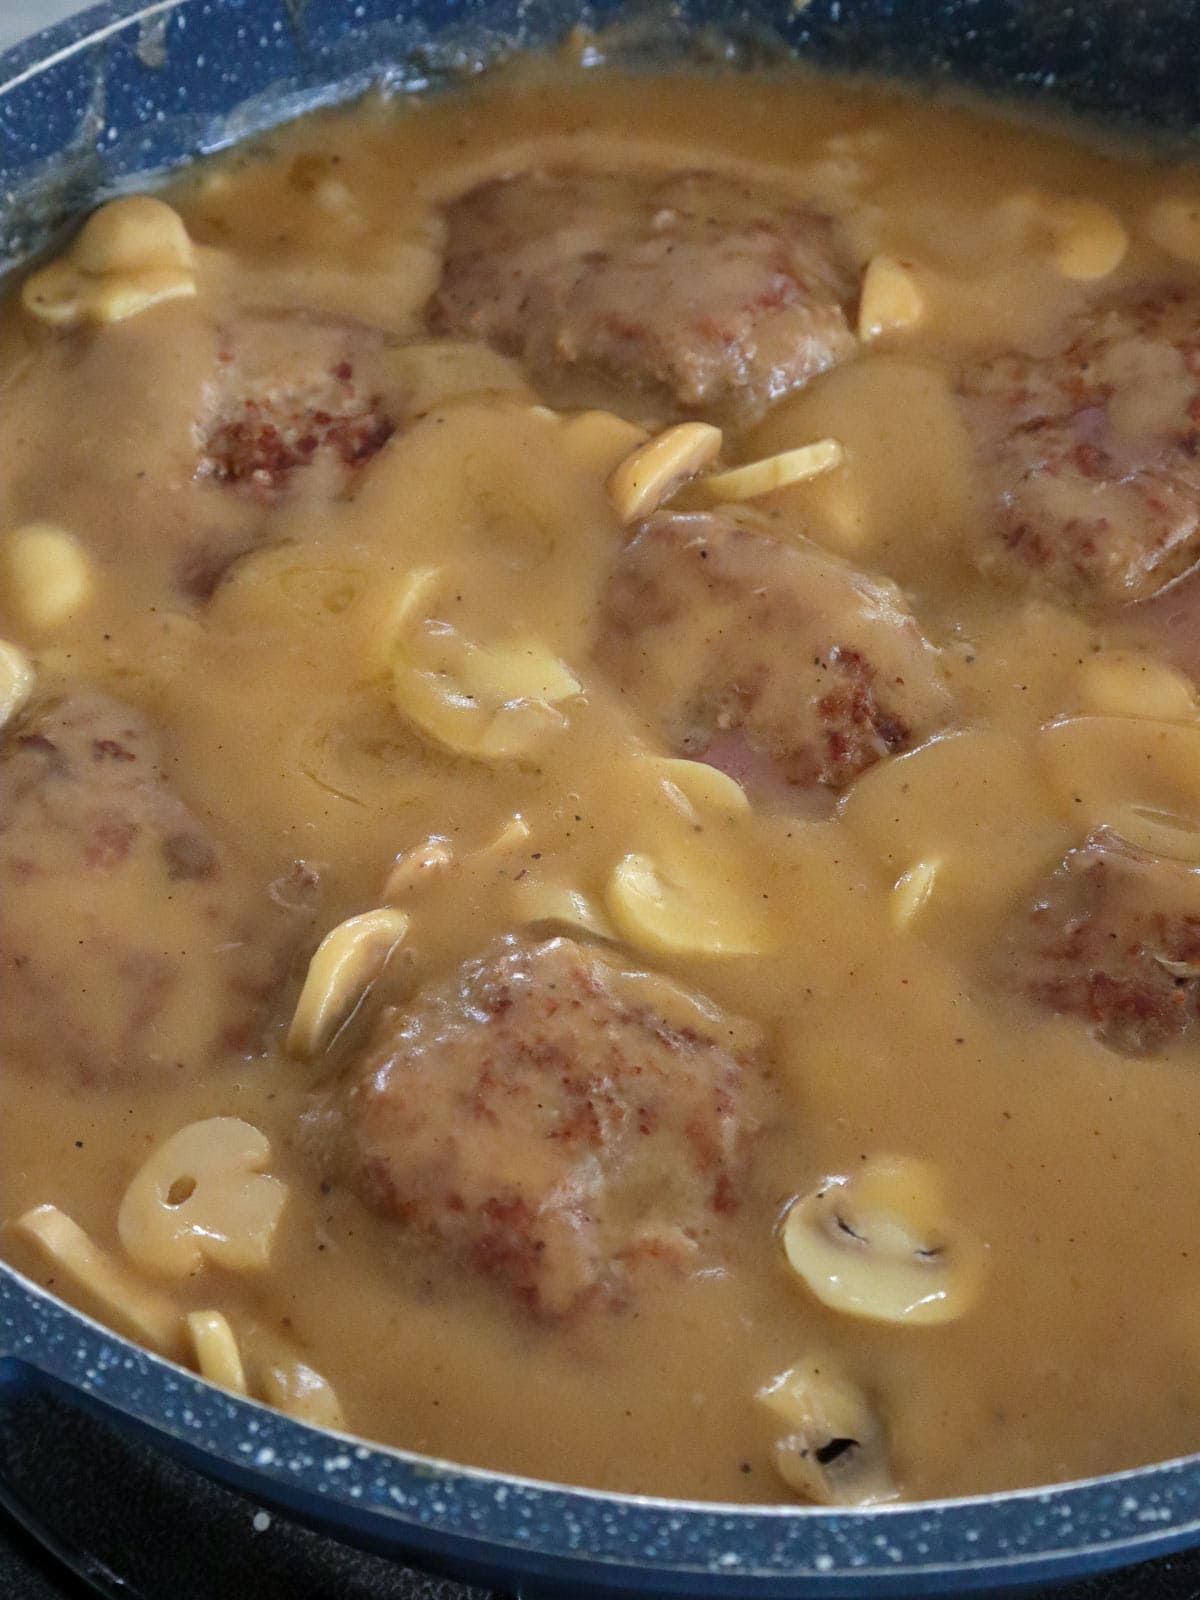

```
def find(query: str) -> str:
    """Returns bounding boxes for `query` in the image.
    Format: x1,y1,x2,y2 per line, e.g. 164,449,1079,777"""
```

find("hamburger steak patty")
599,510,950,802
0,690,316,1087
197,311,398,496
325,934,774,1317
1006,828,1200,1055
960,287,1200,607
428,167,856,423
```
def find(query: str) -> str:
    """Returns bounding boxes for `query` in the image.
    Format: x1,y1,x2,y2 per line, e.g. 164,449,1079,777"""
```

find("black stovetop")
1,1391,1198,1600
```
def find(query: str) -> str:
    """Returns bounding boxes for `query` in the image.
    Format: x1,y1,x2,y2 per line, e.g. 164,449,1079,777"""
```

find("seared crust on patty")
599,510,949,802
960,287,1200,606
0,691,317,1086
428,167,856,423
1006,829,1200,1055
327,934,772,1317
197,311,397,496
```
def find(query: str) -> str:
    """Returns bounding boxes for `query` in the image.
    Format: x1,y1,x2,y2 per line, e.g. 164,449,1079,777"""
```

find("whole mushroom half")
781,1155,984,1326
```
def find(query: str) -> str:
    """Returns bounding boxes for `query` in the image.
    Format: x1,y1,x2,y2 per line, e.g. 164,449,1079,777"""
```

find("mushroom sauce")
4,57,1200,1506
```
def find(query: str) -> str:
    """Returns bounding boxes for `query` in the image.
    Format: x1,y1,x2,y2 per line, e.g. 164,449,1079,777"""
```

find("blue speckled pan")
3,3,1200,1595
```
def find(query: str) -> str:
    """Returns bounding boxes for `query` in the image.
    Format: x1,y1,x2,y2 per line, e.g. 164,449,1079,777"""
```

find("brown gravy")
4,58,1200,1505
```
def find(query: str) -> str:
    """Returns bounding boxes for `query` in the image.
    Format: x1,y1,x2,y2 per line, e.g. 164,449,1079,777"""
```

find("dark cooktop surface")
0,1391,1197,1600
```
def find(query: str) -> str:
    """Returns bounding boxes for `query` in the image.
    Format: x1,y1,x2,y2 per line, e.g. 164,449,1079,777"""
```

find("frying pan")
3,3,1200,1594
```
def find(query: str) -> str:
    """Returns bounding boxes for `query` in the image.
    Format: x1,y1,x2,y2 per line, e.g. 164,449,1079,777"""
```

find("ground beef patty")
427,167,856,423
328,934,771,1317
178,310,401,599
197,311,397,497
599,510,949,802
959,287,1200,607
1006,829,1200,1055
0,690,316,1087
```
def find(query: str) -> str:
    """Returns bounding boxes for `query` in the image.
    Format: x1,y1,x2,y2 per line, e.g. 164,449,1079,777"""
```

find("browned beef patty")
1006,829,1200,1054
0,690,316,1086
326,934,771,1317
598,510,949,802
960,287,1200,606
427,168,856,422
197,311,397,497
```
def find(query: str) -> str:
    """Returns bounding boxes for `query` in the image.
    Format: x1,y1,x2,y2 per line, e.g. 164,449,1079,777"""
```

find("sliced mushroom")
1045,198,1128,281
22,196,197,327
381,817,537,905
2,524,93,633
757,1356,897,1505
890,858,942,930
382,837,455,902
477,813,533,860
388,567,581,762
117,1117,287,1279
560,409,649,474
14,1204,183,1356
74,195,194,276
259,1358,346,1431
287,907,410,1057
382,340,531,416
1077,651,1197,723
0,640,34,731
511,878,616,939
1000,189,1127,282
651,756,750,824
605,848,770,958
607,422,722,524
187,1309,249,1395
1144,196,1200,269
781,1156,984,1325
858,255,925,340
705,438,844,502
1039,718,1200,857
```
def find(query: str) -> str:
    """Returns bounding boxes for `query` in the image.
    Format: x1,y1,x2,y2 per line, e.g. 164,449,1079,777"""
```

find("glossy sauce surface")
4,59,1200,1505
